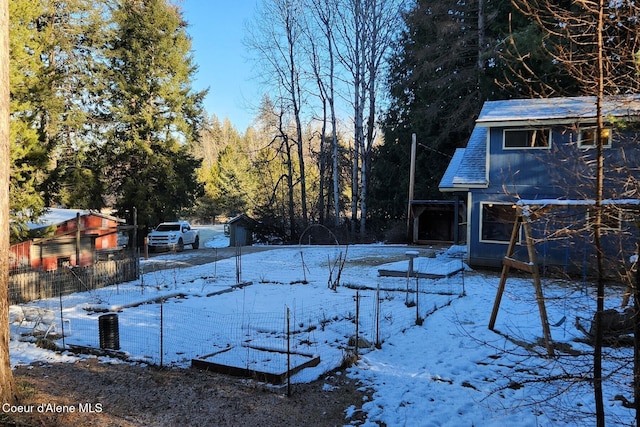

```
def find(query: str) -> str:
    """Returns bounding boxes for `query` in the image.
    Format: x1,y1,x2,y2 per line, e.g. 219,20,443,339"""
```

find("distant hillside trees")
189,98,345,243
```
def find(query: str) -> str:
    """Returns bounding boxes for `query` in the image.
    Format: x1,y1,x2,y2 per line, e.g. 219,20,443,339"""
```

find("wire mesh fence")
9,247,467,383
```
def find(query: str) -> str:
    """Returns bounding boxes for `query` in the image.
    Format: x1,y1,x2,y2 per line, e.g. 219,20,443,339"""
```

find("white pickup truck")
147,221,200,252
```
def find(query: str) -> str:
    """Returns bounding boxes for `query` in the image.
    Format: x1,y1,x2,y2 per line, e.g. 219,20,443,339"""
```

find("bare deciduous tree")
246,0,309,237
334,0,407,236
248,0,407,239
304,0,341,227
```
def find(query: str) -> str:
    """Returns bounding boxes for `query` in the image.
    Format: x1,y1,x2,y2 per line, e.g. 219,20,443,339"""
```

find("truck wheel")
177,238,184,252
192,236,200,250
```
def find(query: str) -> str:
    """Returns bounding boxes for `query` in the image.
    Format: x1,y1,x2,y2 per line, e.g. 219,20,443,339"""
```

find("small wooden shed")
227,214,257,247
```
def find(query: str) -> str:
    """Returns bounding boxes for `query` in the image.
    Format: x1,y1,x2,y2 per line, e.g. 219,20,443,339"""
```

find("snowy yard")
7,239,637,426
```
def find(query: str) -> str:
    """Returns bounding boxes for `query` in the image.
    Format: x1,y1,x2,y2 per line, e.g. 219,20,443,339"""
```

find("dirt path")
141,245,283,273
4,358,369,427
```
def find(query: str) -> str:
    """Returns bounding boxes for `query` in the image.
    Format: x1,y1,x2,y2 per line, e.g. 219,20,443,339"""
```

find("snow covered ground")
7,235,637,426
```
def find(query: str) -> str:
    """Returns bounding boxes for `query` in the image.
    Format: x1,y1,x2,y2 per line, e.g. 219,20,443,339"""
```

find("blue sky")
180,1,260,131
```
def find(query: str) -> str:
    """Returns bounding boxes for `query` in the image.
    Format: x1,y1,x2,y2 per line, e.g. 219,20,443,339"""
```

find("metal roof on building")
476,95,640,126
440,95,640,192
26,208,124,230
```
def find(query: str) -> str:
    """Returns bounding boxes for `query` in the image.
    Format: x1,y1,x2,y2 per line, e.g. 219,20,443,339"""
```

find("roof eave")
476,118,594,127
439,183,487,192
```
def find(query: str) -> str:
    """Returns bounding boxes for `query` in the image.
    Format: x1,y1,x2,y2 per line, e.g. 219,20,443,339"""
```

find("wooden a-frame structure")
488,203,555,356
488,199,640,356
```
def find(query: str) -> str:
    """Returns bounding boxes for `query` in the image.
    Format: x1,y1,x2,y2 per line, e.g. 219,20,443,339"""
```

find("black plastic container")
98,313,120,350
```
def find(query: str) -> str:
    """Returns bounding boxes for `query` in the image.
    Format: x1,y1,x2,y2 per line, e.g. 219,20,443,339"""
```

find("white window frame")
578,126,612,148
586,206,622,231
480,202,519,244
503,128,552,150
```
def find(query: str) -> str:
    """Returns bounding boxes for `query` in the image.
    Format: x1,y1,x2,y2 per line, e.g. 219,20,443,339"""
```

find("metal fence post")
376,284,381,348
287,307,292,397
160,298,164,367
416,276,423,325
58,280,66,348
355,291,360,359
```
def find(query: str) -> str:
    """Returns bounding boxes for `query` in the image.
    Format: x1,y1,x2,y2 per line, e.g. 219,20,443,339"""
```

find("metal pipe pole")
407,134,417,241
75,212,81,266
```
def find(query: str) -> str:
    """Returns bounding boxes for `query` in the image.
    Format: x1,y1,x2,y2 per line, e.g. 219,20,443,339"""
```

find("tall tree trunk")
291,72,308,226
332,126,340,228
327,17,341,229
635,248,640,427
349,0,363,235
294,113,308,226
0,0,15,405
593,1,605,425
356,67,367,236
284,1,307,227
284,135,297,241
360,0,379,237
351,137,359,234
330,87,340,228
477,0,485,71
318,104,327,225
324,4,341,230
359,153,367,236
308,0,340,228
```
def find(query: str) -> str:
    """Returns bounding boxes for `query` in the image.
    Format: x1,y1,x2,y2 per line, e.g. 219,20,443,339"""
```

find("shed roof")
438,148,465,192
227,213,257,226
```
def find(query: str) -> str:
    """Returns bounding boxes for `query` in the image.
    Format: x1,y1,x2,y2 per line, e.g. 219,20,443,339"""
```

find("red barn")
10,209,126,271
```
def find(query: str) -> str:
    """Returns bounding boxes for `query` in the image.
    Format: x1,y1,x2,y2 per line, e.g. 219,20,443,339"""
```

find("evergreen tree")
104,0,205,231
492,4,578,97
189,115,224,222
189,115,261,222
49,143,105,209
212,143,254,217
371,0,554,232
372,0,487,228
9,0,48,230
9,0,106,238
